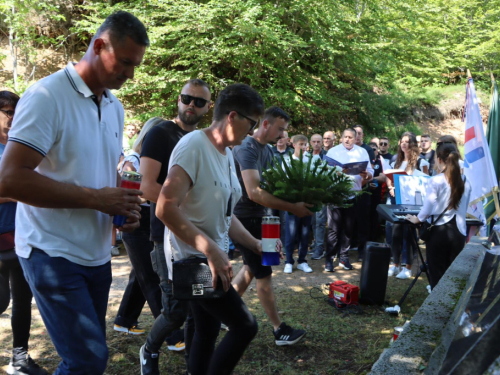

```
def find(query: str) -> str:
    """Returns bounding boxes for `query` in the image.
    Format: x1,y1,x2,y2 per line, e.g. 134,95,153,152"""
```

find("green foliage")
2,0,498,139
260,151,356,208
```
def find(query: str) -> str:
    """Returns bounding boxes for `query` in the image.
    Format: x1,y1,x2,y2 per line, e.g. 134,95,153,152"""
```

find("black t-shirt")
380,152,393,161
140,120,189,241
420,149,436,175
361,143,376,165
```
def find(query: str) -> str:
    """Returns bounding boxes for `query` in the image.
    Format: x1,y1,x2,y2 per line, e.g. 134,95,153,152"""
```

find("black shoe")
339,259,354,270
324,258,335,272
273,323,306,346
311,251,325,260
7,356,48,375
140,345,160,375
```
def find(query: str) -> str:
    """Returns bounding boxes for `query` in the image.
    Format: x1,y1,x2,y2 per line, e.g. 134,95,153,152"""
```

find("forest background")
1,0,498,144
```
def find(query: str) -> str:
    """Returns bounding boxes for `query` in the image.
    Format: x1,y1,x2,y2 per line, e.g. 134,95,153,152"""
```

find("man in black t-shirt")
352,125,374,261
419,134,435,175
139,79,211,374
379,136,393,161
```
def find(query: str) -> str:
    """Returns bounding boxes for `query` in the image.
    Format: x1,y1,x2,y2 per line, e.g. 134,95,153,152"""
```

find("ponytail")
436,143,464,210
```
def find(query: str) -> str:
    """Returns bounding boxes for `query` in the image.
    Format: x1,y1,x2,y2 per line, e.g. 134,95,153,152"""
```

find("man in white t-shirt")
0,12,148,374
324,128,374,272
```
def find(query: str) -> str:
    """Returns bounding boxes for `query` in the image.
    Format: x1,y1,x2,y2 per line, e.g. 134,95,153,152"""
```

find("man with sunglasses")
379,136,393,160
232,106,311,346
139,78,211,374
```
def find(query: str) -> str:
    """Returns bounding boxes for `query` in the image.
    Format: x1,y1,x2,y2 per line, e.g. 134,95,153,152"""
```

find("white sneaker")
111,245,120,256
396,268,412,279
297,262,313,273
388,265,400,277
284,263,293,273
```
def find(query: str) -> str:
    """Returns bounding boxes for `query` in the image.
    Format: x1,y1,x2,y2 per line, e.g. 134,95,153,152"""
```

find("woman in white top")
387,132,429,279
407,142,471,289
156,84,263,375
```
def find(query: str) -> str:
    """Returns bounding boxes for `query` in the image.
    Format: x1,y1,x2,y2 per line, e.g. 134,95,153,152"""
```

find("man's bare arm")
241,169,312,217
0,142,141,216
139,156,163,203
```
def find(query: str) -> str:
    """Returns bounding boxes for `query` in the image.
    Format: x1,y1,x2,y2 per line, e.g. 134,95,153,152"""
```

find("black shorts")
236,217,273,279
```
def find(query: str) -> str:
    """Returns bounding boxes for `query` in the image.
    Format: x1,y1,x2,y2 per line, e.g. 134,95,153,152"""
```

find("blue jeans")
311,206,327,257
19,249,111,375
285,213,312,265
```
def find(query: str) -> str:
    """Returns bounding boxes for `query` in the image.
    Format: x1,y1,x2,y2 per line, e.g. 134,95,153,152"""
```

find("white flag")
463,78,499,228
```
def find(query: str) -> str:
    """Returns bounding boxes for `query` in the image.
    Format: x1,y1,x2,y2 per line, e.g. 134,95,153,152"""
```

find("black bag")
172,257,226,300
419,210,447,242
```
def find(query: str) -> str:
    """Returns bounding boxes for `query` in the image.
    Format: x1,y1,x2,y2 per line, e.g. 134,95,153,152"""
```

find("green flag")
485,78,500,222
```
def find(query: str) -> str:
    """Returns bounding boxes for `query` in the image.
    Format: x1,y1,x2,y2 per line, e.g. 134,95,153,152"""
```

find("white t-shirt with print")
164,130,242,279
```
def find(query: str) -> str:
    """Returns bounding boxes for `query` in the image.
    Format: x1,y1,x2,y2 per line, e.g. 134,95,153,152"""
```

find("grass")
0,247,430,375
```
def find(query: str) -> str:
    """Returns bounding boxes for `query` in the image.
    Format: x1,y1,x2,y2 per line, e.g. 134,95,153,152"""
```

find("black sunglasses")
0,109,15,118
180,94,209,108
227,111,260,132
380,142,388,146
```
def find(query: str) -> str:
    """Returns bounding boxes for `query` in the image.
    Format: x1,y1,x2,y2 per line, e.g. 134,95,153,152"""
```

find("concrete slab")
370,237,487,375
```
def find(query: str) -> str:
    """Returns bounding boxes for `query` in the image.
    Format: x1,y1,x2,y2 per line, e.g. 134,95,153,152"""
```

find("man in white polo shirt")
324,128,374,272
0,11,148,374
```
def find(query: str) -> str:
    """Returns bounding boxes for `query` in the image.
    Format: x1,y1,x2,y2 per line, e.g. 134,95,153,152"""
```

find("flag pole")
467,69,472,78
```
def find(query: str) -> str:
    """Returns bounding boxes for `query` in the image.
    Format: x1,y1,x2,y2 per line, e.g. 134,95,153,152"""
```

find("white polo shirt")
9,62,124,266
326,144,374,192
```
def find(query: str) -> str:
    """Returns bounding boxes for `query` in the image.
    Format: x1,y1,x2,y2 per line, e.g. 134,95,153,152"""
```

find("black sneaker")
324,258,335,272
273,323,306,346
140,345,160,375
7,356,49,375
311,251,325,260
339,259,354,270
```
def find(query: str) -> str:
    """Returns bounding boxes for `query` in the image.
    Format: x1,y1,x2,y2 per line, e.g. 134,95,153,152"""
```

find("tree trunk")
9,5,18,91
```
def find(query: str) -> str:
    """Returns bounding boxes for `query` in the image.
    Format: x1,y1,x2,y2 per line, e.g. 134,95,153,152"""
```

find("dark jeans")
426,217,466,288
114,206,162,328
356,192,371,259
325,201,356,262
19,249,111,375
146,242,190,353
311,205,327,257
189,286,258,375
0,249,33,356
284,213,312,265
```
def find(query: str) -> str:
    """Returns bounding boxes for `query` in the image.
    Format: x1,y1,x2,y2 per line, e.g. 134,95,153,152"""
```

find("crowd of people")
0,10,473,375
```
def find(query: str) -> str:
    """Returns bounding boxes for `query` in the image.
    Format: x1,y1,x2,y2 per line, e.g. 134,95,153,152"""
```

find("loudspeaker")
359,241,391,305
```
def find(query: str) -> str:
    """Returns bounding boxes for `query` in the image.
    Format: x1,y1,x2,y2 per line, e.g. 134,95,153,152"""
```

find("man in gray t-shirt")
233,136,274,218
232,106,312,346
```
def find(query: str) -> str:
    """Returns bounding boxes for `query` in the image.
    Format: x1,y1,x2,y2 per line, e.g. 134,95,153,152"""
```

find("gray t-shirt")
233,136,274,218
164,130,242,279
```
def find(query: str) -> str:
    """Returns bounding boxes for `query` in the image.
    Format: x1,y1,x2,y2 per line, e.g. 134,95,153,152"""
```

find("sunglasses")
180,94,209,108
227,111,260,132
380,142,388,146
0,109,15,119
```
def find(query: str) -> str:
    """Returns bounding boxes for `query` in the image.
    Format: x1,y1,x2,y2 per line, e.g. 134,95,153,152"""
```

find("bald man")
323,131,335,152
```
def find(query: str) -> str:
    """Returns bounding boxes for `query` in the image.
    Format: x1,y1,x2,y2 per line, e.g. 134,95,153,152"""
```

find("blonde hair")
132,117,164,154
